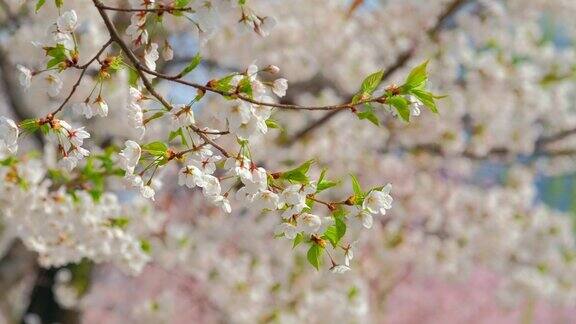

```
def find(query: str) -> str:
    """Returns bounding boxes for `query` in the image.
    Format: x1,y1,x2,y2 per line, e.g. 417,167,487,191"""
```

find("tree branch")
285,0,471,145
51,38,113,116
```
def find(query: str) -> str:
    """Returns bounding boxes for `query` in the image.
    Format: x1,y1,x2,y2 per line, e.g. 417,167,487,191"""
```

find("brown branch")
535,127,576,149
126,62,386,111
98,4,192,13
285,0,471,145
94,0,232,158
94,1,411,117
189,126,230,158
94,0,173,110
393,143,576,162
50,39,113,116
346,0,365,18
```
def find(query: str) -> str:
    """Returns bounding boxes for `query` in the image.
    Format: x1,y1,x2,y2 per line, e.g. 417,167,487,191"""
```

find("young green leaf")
108,217,130,229
265,118,283,130
323,226,339,247
46,44,68,69
108,56,124,73
128,68,139,86
214,74,237,93
388,96,410,122
350,174,363,197
307,243,323,270
142,141,168,156
175,0,191,7
40,124,50,135
180,53,202,77
140,239,152,254
360,70,384,94
19,119,40,133
36,0,46,12
323,216,346,248
335,214,347,240
403,60,429,91
237,76,253,98
280,159,314,184
168,128,188,146
317,169,338,193
293,233,304,249
411,89,439,114
357,104,379,126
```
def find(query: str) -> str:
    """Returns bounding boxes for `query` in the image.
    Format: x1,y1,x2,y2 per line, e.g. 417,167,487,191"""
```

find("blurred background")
2,0,576,323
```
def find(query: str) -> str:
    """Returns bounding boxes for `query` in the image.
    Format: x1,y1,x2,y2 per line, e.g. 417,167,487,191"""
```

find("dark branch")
285,0,471,145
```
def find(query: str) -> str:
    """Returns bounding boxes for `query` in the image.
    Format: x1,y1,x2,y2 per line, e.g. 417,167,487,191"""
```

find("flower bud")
265,65,280,74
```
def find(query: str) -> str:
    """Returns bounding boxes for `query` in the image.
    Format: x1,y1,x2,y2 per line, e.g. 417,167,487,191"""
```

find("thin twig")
190,125,230,158
98,4,192,13
51,38,113,116
126,62,385,111
285,0,471,145
94,0,231,158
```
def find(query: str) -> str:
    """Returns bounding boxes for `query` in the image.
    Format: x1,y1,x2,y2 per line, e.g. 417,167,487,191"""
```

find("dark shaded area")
22,268,80,324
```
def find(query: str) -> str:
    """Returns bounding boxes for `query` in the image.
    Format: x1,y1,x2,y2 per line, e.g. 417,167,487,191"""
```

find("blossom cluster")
0,157,157,275
4,0,575,322
0,0,440,283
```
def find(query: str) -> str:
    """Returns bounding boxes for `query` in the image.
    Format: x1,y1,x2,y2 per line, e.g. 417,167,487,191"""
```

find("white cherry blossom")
362,184,393,215
17,65,32,88
272,78,288,97
56,10,78,33
118,140,141,175
0,116,19,154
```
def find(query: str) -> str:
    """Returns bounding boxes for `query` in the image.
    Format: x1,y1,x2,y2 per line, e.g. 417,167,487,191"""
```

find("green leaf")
180,53,202,77
142,141,168,156
0,156,18,167
109,56,124,72
54,0,63,8
324,214,347,248
360,70,384,94
175,0,191,7
128,68,139,86
237,76,253,98
323,226,339,247
35,0,46,12
214,74,238,93
350,174,363,197
357,104,379,126
388,96,410,122
280,159,314,184
317,169,338,193
307,243,323,270
335,214,346,239
265,118,283,130
333,205,347,218
403,60,429,91
281,171,308,183
46,44,68,69
40,124,50,135
168,128,188,146
348,286,359,300
293,233,304,249
19,119,40,133
68,259,92,295
351,92,366,104
145,112,165,124
140,239,152,254
411,89,439,114
109,217,130,229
